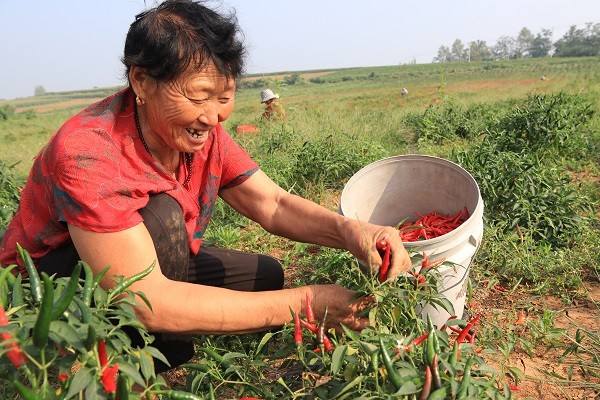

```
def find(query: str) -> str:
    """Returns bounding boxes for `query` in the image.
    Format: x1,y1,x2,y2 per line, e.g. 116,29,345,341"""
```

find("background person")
0,0,411,372
260,88,287,120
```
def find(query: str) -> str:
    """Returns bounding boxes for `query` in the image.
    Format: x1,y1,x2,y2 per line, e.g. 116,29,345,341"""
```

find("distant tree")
283,73,303,85
451,39,465,61
468,40,492,61
530,29,553,57
492,36,517,59
516,27,535,57
34,85,46,96
433,45,451,63
554,23,600,57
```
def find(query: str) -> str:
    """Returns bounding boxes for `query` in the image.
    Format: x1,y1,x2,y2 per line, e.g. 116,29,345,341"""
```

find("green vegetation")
0,56,599,399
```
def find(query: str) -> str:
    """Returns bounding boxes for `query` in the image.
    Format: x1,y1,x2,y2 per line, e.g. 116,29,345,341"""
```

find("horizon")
1,0,598,100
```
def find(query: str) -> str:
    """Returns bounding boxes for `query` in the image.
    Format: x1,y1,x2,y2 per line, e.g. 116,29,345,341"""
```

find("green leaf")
116,360,146,389
49,320,85,351
64,366,94,400
397,380,419,395
331,344,348,375
255,331,274,355
340,324,360,342
144,345,170,366
138,348,156,381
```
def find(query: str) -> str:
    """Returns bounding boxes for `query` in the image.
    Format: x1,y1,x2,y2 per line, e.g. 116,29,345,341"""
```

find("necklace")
134,104,194,186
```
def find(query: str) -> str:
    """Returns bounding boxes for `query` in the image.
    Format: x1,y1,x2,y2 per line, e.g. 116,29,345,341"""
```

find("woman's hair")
122,0,245,83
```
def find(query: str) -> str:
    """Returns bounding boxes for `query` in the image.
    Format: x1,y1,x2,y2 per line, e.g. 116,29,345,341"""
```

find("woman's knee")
256,254,284,291
139,193,189,281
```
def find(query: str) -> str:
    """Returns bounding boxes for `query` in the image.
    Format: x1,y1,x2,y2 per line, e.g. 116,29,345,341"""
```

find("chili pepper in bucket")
398,209,469,242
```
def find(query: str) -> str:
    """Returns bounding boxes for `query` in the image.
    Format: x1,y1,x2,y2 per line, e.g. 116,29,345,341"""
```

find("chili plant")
0,247,201,400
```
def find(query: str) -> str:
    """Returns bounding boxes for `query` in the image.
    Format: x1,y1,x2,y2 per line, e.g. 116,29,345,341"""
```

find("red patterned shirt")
0,88,258,270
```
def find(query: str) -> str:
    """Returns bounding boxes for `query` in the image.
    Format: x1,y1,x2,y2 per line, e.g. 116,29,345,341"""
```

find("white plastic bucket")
340,155,484,328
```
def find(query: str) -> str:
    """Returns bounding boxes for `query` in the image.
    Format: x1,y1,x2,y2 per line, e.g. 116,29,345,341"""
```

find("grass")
1,56,599,398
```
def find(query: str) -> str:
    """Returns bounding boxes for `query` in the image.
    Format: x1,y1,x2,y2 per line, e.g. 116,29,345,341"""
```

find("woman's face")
141,63,236,154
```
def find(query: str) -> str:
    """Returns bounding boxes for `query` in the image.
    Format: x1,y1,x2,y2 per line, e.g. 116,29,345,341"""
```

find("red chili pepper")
98,339,108,367
448,326,473,342
418,365,432,400
101,363,119,394
58,372,69,382
305,293,315,324
402,332,429,355
514,311,526,326
292,309,303,345
322,334,334,352
0,305,28,368
299,319,318,334
456,314,482,345
376,240,391,282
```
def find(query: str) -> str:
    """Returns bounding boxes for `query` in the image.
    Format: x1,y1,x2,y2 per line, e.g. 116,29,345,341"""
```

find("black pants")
38,193,284,372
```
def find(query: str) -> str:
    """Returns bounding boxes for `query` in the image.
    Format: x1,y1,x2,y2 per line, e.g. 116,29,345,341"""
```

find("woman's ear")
129,66,150,98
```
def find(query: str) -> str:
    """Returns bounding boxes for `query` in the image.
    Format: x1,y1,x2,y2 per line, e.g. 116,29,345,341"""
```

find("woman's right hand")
306,284,374,332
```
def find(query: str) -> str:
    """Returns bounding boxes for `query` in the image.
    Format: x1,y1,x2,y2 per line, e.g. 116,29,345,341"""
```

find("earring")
136,95,145,105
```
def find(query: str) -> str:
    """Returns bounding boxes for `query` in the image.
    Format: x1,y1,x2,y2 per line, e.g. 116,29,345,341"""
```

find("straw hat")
260,89,279,103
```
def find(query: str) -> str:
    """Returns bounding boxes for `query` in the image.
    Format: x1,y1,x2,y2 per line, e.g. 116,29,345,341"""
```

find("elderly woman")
0,0,410,371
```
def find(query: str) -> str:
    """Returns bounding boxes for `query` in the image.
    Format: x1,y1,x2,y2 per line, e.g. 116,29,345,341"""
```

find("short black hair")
122,0,245,83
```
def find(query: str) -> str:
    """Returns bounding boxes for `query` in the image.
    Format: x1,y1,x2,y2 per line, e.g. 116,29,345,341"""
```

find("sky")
0,1,598,100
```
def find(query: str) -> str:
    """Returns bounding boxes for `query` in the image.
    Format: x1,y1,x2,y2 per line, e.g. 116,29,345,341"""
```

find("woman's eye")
218,98,231,104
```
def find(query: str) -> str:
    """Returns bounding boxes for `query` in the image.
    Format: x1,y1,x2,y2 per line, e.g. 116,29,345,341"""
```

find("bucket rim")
340,154,483,245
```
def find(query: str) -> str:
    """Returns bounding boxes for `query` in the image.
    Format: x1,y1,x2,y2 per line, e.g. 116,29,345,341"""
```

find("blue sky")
0,0,598,100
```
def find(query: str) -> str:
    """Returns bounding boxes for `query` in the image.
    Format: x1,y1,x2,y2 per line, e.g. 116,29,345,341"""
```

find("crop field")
0,56,599,399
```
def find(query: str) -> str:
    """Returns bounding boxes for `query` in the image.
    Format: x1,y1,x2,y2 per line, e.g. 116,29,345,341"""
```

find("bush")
0,160,21,235
488,92,595,155
452,143,587,246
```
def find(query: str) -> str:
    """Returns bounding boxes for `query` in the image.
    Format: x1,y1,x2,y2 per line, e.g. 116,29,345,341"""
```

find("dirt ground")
473,281,600,400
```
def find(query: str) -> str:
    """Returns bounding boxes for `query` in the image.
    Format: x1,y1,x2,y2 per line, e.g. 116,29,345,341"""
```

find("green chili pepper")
81,261,95,306
424,328,436,368
116,372,129,400
202,347,231,369
165,390,204,400
72,296,92,324
51,263,81,320
431,353,442,389
431,329,441,356
107,262,155,302
84,323,97,351
370,349,379,375
208,383,215,400
449,341,459,369
0,265,16,287
181,362,211,373
11,273,24,308
16,244,42,305
378,336,403,391
426,313,435,332
457,356,475,398
32,272,54,348
13,381,37,400
0,264,17,308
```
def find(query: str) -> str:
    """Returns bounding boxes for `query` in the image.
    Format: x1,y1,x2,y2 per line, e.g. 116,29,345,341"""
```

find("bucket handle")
439,233,483,294
438,263,470,294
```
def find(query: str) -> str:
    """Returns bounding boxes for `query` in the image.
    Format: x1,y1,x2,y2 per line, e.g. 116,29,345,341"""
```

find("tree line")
433,22,600,62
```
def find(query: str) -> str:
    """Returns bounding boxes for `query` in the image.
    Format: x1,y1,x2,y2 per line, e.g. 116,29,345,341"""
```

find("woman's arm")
220,170,411,278
68,223,365,334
